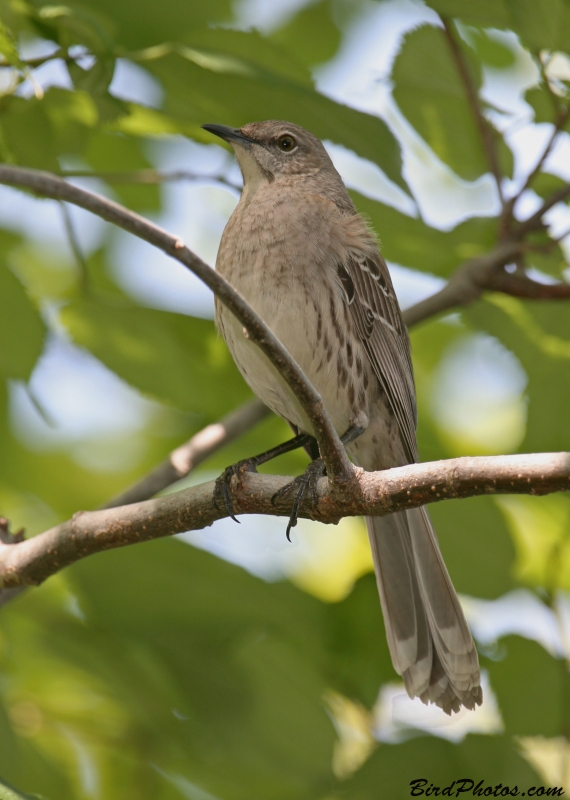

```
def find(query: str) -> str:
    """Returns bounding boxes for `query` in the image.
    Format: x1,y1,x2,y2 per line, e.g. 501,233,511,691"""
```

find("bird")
202,120,482,715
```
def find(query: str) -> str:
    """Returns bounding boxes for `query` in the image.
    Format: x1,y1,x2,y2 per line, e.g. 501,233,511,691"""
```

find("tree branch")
441,18,504,204
402,241,521,326
514,106,570,203
103,398,270,508
517,183,570,236
1,452,568,590
59,168,242,192
0,165,352,483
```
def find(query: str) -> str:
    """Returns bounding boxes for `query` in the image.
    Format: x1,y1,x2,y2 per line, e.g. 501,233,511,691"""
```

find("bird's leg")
213,433,315,522
274,424,366,541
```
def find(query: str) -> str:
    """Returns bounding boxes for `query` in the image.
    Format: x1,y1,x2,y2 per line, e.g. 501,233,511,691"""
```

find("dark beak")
201,124,255,146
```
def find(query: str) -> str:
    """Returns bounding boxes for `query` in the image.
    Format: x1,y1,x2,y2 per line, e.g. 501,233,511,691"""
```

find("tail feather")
366,507,481,715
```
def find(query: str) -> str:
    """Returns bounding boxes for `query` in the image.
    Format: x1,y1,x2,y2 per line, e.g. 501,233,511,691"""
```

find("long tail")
366,506,482,714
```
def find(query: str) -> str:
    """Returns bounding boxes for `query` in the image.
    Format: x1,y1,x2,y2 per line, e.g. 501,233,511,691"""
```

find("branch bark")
1,452,568,590
0,165,352,483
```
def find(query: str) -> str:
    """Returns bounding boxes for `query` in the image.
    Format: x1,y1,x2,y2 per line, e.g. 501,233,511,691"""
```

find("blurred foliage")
0,0,569,796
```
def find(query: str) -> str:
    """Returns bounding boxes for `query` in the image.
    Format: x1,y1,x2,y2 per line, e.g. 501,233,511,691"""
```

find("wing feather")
338,248,418,462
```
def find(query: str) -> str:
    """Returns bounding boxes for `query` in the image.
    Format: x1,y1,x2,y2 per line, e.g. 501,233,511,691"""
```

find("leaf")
426,0,570,52
340,732,539,798
0,257,45,382
146,50,407,191
71,0,233,50
184,28,313,85
0,20,23,69
525,86,559,126
352,191,498,277
271,0,342,68
60,297,252,416
483,636,568,737
393,24,489,181
424,1,511,29
83,130,160,211
323,573,394,707
0,97,59,171
465,27,516,69
45,539,335,799
466,297,570,453
429,496,517,598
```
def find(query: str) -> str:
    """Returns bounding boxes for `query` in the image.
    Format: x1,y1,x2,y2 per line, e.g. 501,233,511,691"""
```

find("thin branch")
103,399,270,508
441,18,504,204
402,241,521,326
0,165,352,482
59,201,88,290
514,106,570,202
59,168,242,192
1,452,568,590
517,183,570,236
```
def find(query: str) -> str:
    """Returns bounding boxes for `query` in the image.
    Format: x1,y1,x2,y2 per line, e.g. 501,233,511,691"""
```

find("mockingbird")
203,120,482,714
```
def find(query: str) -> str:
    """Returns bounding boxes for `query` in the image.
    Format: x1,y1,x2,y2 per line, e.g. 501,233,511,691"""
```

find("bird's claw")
213,458,259,522
272,458,325,541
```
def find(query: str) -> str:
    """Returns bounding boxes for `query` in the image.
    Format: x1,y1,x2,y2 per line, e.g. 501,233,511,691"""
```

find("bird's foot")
272,457,326,541
213,457,260,523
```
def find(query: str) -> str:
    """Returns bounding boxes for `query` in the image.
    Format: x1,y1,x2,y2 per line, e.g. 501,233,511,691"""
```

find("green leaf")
426,0,570,52
393,24,490,181
184,28,313,85
352,191,498,276
341,733,539,798
424,1,511,29
324,574,394,707
466,296,570,453
0,97,59,171
0,253,45,382
465,27,515,68
83,130,160,211
146,50,407,191
60,297,252,416
37,539,336,799
525,86,559,125
271,0,342,68
429,496,517,598
484,636,568,736
0,19,23,69
0,777,45,800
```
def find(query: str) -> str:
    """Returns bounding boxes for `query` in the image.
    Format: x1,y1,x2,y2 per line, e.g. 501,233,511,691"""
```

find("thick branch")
1,452,568,589
0,165,351,482
103,398,270,508
402,241,521,326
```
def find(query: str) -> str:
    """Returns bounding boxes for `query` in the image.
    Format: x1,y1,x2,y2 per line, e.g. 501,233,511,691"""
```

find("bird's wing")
337,247,418,463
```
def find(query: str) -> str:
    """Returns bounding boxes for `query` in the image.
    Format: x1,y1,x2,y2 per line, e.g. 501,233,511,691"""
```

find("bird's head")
202,120,339,193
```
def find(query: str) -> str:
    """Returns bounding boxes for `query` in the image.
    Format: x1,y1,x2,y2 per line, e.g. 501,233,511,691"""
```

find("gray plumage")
205,120,482,714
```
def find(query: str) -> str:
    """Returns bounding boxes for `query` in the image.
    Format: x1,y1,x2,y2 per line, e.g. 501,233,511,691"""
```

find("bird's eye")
278,134,296,152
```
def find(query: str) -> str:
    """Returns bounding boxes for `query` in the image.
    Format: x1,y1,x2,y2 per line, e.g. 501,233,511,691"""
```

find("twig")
441,18,504,205
0,165,352,483
59,201,88,290
514,106,570,202
402,241,521,326
103,398,270,508
0,452,568,589
60,168,242,192
517,183,570,237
